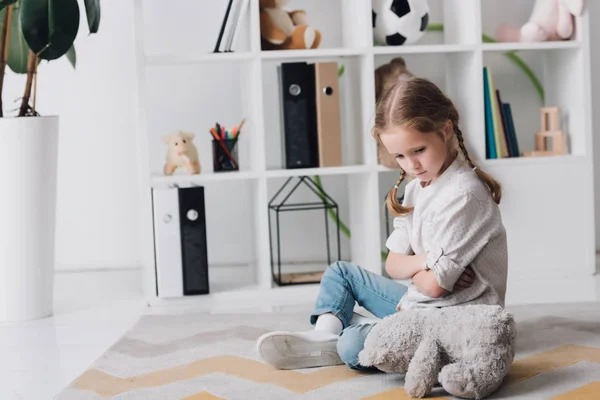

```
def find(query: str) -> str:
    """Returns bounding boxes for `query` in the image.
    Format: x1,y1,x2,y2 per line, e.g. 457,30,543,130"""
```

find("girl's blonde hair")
372,77,502,217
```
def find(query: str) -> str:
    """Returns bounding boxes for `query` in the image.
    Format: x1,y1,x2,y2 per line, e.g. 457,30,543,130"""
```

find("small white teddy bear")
162,131,200,175
358,305,517,399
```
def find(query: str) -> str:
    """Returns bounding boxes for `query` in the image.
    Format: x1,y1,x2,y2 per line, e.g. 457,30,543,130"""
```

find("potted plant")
0,0,100,322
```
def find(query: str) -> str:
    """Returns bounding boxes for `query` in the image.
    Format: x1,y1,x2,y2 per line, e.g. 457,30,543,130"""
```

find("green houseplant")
0,0,101,323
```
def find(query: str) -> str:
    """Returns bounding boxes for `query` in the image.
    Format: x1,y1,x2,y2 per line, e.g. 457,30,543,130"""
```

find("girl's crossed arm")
416,191,493,296
385,252,427,280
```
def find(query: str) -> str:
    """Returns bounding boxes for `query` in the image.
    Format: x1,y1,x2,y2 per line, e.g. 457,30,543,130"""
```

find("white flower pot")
0,116,59,322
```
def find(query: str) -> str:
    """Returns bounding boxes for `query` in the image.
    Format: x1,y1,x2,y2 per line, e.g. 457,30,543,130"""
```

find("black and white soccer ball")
372,0,430,46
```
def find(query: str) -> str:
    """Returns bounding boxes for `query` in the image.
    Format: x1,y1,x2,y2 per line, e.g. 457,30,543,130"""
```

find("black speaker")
278,62,319,169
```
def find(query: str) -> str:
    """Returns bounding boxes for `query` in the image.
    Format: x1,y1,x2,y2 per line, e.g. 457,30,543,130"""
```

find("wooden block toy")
523,107,567,157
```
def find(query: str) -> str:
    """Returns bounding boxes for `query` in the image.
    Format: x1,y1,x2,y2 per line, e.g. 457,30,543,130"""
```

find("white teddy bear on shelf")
162,131,201,176
495,0,584,42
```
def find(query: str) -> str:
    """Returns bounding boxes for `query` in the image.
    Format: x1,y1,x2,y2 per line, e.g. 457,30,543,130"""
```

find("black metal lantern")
268,176,341,286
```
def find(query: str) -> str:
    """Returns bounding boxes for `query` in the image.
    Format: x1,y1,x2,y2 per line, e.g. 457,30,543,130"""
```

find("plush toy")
358,305,517,399
374,57,415,169
495,0,584,42
162,131,201,175
259,0,321,50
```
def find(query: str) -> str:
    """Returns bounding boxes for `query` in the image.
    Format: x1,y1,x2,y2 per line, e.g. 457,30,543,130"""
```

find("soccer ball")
372,0,430,46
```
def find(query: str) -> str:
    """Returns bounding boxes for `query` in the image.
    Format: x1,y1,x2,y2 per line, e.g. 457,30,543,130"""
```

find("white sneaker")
256,330,343,370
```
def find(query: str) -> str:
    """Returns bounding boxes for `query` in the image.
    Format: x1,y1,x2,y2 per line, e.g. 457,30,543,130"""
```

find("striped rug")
55,301,600,399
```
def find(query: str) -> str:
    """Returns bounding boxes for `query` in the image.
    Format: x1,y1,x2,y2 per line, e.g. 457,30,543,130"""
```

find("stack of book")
483,66,521,159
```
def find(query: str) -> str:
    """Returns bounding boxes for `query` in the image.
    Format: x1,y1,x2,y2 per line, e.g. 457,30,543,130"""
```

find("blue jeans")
310,261,408,371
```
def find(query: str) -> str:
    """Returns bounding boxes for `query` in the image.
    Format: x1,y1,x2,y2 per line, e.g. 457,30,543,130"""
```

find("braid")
453,123,502,204
454,125,476,169
386,169,413,216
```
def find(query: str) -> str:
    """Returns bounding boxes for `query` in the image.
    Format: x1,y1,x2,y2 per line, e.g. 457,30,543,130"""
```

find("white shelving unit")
133,0,595,307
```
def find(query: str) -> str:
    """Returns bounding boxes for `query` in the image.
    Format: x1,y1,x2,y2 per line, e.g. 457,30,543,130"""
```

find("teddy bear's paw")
290,25,316,49
520,22,549,42
303,27,317,48
439,364,480,399
403,381,429,399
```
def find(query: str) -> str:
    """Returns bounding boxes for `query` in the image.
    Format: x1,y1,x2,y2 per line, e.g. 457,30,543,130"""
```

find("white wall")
590,1,600,251
3,0,599,272
3,1,139,270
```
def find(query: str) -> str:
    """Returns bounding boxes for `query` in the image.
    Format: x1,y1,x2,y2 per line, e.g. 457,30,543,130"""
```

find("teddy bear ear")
183,132,195,140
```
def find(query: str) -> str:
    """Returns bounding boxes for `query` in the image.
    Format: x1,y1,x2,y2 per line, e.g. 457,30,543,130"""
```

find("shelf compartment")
262,55,370,170
202,180,261,293
267,175,350,286
258,0,370,52
482,159,591,278
480,0,583,48
373,50,483,161
482,48,587,159
145,60,257,177
371,0,480,48
141,0,252,58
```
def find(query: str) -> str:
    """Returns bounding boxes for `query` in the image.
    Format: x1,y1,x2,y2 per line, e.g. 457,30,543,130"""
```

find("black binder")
178,187,209,295
278,62,319,169
152,186,209,297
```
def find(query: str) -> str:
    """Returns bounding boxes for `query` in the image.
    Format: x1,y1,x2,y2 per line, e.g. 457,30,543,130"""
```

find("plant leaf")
65,43,75,68
0,0,17,12
6,4,29,73
20,0,80,61
83,0,99,34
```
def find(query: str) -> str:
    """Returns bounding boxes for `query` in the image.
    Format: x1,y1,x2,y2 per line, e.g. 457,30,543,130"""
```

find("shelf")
150,171,259,186
377,155,585,173
141,41,583,66
265,165,371,178
478,155,585,168
481,41,581,52
135,0,596,306
260,47,367,60
373,44,477,55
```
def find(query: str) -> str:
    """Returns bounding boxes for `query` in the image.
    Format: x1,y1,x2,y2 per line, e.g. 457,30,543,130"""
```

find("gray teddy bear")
358,305,516,399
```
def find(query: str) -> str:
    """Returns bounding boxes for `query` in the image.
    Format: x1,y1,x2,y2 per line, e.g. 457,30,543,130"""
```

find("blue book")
496,90,514,157
483,67,497,159
502,103,520,157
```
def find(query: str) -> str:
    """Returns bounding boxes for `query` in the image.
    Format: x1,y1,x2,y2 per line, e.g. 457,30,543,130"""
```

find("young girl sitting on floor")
256,77,508,371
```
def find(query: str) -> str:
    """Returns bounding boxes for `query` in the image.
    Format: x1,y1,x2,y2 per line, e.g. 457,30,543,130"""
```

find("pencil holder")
212,138,239,172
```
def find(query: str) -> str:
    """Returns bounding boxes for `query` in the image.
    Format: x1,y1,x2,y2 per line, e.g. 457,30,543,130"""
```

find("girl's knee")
337,323,375,369
326,261,359,277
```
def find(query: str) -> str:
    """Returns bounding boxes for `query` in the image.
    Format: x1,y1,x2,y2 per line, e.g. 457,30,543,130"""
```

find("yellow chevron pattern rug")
55,302,600,399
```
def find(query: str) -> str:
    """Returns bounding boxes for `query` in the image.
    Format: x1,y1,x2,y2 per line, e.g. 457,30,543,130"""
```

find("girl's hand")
454,266,475,290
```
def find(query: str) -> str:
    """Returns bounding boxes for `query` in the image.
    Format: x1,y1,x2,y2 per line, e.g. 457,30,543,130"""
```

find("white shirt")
386,157,508,310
